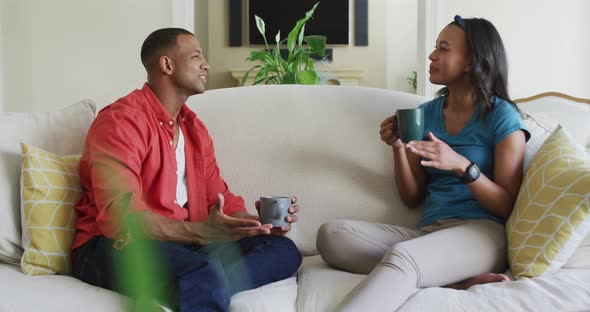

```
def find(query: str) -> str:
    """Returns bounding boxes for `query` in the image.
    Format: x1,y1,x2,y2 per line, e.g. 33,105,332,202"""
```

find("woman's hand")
407,131,471,175
379,115,404,148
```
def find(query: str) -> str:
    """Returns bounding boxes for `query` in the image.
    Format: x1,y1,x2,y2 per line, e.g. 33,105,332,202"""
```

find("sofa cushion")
507,125,590,279
296,255,366,312
296,256,590,312
187,85,428,255
20,143,82,275
229,277,298,312
401,268,590,312
0,260,296,312
0,262,128,312
0,100,96,265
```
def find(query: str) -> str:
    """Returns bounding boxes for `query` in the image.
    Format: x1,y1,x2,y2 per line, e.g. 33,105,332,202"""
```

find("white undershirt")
175,125,188,207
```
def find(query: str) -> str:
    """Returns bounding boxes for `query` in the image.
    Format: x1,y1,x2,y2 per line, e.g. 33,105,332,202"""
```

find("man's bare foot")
445,273,511,290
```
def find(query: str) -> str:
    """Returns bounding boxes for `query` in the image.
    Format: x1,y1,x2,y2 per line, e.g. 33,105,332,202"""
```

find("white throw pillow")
532,111,590,148
521,112,554,173
564,233,590,269
564,147,590,269
0,100,95,265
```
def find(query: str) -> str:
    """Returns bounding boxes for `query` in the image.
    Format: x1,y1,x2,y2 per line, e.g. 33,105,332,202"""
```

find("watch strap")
462,162,480,184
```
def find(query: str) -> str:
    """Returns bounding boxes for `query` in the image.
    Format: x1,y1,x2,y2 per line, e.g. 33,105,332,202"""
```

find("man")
71,28,302,311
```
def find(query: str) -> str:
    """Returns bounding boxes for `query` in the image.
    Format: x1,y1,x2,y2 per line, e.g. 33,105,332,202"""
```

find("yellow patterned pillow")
507,125,590,279
20,143,82,275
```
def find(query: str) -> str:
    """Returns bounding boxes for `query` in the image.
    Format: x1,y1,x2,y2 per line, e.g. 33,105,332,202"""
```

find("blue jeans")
72,235,302,312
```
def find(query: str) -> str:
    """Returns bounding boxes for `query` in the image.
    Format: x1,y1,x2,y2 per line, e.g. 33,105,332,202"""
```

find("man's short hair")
140,28,194,69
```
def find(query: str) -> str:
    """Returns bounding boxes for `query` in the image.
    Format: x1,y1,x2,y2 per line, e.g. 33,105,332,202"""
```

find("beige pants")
316,219,507,311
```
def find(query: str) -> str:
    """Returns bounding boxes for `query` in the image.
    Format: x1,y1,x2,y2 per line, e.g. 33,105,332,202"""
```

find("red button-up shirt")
72,84,246,250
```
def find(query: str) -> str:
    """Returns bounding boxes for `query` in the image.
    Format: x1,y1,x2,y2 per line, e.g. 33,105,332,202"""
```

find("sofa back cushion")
0,100,95,265
187,85,428,255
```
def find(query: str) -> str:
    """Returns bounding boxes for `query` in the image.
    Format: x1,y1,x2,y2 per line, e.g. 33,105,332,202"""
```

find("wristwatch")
462,162,480,184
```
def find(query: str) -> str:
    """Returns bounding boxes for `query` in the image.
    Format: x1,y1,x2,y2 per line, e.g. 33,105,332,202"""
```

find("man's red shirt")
72,84,246,250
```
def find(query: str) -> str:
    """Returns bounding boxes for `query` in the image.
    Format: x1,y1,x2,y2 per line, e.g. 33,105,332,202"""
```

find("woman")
317,16,530,311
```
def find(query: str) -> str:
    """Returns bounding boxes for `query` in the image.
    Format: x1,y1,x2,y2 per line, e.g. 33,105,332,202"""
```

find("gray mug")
259,196,291,227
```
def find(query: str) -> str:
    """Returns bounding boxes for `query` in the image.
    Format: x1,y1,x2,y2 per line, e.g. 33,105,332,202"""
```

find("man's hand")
255,196,300,236
191,194,272,245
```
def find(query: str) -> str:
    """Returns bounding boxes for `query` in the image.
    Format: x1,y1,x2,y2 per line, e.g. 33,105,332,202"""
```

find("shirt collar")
140,83,197,124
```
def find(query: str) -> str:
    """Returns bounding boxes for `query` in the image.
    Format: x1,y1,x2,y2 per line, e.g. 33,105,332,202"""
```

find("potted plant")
241,2,327,86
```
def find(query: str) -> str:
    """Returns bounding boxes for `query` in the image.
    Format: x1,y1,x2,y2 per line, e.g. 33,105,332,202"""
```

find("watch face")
468,164,480,179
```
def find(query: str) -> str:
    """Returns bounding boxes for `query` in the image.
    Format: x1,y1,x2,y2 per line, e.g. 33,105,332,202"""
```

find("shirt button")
159,122,163,126
168,120,174,126
170,140,174,145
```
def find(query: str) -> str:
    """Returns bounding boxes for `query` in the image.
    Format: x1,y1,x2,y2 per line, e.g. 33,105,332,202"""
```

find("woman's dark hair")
436,16,520,120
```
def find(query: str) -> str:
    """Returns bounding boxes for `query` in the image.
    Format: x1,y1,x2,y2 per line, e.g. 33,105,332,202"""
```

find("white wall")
1,0,33,113
0,0,420,111
198,0,418,92
386,0,418,93
1,0,173,112
425,0,589,99
0,2,5,112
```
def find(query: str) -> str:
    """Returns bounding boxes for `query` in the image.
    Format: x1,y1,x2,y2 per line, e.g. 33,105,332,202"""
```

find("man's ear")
159,56,174,75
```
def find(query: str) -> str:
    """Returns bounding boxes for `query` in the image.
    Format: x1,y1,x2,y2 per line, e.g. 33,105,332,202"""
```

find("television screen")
248,0,349,45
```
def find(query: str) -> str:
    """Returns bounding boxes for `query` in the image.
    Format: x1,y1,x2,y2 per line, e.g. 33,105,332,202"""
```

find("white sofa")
1,85,589,311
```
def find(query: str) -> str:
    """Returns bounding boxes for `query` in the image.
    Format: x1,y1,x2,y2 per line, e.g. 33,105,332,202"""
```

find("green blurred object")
241,2,328,86
113,193,169,312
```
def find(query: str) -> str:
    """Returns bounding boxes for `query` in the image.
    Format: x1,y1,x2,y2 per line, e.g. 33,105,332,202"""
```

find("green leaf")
287,19,305,53
279,58,289,74
288,47,303,64
287,2,319,53
262,52,276,65
253,68,268,85
243,2,326,87
304,35,327,58
267,75,281,84
283,72,297,84
248,50,269,62
305,2,320,18
287,61,299,73
298,24,305,46
241,65,262,86
306,58,315,70
297,70,320,85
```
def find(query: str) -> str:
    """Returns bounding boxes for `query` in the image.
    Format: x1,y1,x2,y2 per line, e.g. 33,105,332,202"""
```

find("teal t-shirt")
416,95,530,228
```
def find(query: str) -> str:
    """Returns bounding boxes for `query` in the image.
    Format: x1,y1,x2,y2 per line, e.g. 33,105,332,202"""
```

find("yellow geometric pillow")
507,125,590,279
20,143,82,275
